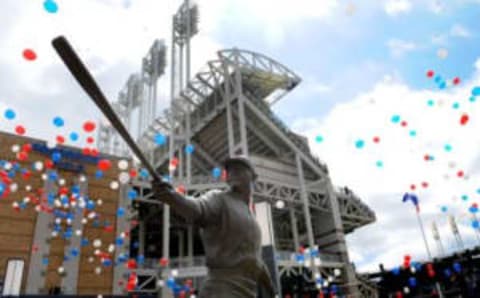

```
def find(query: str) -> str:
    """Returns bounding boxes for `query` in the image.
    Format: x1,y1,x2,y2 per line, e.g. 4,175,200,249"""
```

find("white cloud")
292,58,480,271
386,39,417,58
450,24,471,38
384,0,412,16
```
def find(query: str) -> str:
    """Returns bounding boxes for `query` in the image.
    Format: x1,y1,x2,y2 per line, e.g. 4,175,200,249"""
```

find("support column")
25,170,56,294
112,184,132,295
289,207,300,251
187,226,193,266
255,202,282,298
61,176,87,294
324,177,358,295
139,220,146,262
178,230,184,259
295,154,316,259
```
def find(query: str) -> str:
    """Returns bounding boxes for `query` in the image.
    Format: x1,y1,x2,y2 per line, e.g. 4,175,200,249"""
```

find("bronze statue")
152,156,276,297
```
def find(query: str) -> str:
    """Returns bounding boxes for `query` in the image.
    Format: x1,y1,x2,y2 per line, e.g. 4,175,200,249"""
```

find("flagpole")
415,208,444,298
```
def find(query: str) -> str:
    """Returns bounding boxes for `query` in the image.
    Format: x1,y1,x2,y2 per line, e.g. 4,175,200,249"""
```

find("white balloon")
55,218,62,224
35,205,42,212
88,256,95,263
59,179,66,186
46,140,57,149
95,267,102,275
93,239,102,248
404,286,410,294
75,229,82,236
110,181,119,190
79,175,87,182
4,162,12,170
334,268,341,276
118,160,129,170
157,279,165,288
51,231,58,237
108,244,115,253
275,200,285,209
10,183,18,192
66,218,72,225
25,185,32,191
11,145,20,153
81,218,88,225
118,172,130,184
57,266,65,274
437,48,448,59
41,174,48,181
97,199,103,206
171,269,178,277
34,161,44,171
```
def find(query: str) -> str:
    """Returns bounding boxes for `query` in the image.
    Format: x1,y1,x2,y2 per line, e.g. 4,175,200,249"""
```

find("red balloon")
45,159,54,169
82,147,91,156
457,170,464,178
17,151,28,161
453,77,461,85
373,136,380,143
426,70,434,78
159,257,169,267
56,135,65,144
23,49,37,61
460,114,469,125
83,121,96,132
410,184,416,191
98,159,112,171
87,136,95,144
129,169,137,178
22,143,32,152
90,148,99,156
15,125,26,135
400,121,408,127
421,181,429,188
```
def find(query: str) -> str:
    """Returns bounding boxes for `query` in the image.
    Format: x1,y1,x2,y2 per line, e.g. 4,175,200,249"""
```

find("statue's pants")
198,268,257,298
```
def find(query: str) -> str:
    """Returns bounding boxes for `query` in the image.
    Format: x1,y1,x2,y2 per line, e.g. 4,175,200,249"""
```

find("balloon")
15,125,26,135
69,132,79,141
118,172,130,184
212,167,222,178
315,135,324,143
22,49,37,61
460,113,469,125
53,116,64,127
4,109,16,120
43,0,58,13
426,70,434,78
98,159,111,171
110,181,119,190
118,160,128,170
355,139,365,149
83,121,96,132
391,115,400,123
472,86,480,96
427,99,434,107
185,144,195,154
275,200,285,209
154,133,166,145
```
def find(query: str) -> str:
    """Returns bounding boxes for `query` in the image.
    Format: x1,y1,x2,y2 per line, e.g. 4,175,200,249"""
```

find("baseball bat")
51,35,166,185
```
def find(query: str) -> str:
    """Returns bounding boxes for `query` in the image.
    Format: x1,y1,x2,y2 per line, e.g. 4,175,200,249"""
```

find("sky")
1,0,480,274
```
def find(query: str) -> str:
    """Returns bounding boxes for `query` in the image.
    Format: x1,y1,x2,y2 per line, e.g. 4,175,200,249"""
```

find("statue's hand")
151,180,175,199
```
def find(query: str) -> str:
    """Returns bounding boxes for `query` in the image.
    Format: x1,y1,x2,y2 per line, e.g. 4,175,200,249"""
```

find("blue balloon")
355,139,365,149
71,248,79,257
140,168,149,178
154,133,166,145
42,258,49,265
434,75,442,83
439,81,447,89
444,268,452,277
427,99,435,106
441,206,448,213
391,115,401,123
185,144,195,154
48,171,58,181
212,167,222,178
453,262,462,273
86,200,95,210
4,109,16,120
117,207,125,217
116,237,124,246
69,132,79,141
472,86,480,96
81,238,89,247
469,206,478,214
43,0,58,13
53,116,64,127
409,277,417,287
128,188,138,200
469,96,476,103
95,170,104,179
392,267,401,275
472,220,479,229
452,102,460,109
51,152,61,162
